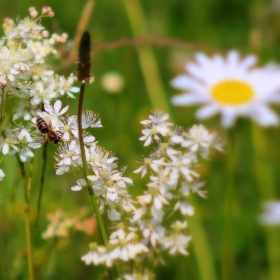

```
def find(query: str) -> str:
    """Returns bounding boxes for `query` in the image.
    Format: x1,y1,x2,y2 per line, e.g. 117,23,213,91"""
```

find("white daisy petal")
252,105,279,127
172,94,206,105
171,75,206,92
195,104,219,119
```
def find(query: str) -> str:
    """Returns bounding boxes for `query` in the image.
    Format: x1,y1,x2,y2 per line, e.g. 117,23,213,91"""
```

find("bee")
28,117,62,148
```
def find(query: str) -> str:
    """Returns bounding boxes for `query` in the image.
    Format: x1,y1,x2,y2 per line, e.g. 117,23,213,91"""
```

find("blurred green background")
1,0,280,279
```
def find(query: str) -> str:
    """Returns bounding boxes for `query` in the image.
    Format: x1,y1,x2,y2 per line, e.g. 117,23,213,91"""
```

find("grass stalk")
221,128,235,280
35,143,48,228
252,124,280,280
122,0,170,112
17,156,35,280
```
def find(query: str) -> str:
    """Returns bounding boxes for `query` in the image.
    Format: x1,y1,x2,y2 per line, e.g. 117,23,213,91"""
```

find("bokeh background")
1,0,280,279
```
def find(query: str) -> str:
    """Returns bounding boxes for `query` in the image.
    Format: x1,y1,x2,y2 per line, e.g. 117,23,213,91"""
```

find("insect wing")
28,137,46,149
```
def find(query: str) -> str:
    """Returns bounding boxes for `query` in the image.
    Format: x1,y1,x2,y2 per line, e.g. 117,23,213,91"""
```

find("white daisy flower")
171,51,280,127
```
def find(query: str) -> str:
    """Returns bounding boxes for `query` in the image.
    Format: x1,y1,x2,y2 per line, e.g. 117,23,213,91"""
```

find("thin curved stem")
0,88,6,130
17,156,35,280
77,82,108,245
35,143,48,229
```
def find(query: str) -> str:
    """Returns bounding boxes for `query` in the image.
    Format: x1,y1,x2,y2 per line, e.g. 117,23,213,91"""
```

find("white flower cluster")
0,7,78,170
48,100,133,223
80,111,222,276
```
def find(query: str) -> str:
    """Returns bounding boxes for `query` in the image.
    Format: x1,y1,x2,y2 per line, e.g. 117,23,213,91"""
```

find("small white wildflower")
43,100,69,127
86,145,117,170
0,134,18,155
174,201,194,216
167,150,198,182
134,157,165,177
56,140,80,175
59,115,77,142
164,234,191,255
71,179,87,191
139,124,170,146
140,111,170,126
81,243,107,265
181,181,207,198
56,74,79,98
182,124,223,158
107,209,121,221
141,220,165,247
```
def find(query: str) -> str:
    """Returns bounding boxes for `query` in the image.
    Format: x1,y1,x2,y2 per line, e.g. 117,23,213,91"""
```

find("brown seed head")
77,31,92,83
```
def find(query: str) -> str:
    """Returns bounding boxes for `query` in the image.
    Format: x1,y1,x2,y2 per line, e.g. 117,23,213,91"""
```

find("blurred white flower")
174,201,194,216
55,140,80,175
171,51,280,127
259,202,280,225
81,243,107,265
139,111,172,146
101,72,124,93
0,169,5,181
164,234,191,255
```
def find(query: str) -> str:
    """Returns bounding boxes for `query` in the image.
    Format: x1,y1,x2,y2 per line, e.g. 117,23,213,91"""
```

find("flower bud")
29,7,38,18
77,31,92,83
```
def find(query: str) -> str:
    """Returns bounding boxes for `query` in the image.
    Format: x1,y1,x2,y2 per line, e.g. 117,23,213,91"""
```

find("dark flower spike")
77,31,92,83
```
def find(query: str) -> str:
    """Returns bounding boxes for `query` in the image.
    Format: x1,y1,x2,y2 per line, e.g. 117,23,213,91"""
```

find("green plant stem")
187,196,218,280
252,124,280,280
35,142,48,229
17,156,35,280
222,128,235,280
0,88,5,130
122,0,170,112
77,82,108,245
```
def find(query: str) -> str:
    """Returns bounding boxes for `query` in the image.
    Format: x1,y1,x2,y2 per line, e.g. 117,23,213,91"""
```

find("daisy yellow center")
211,80,254,105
